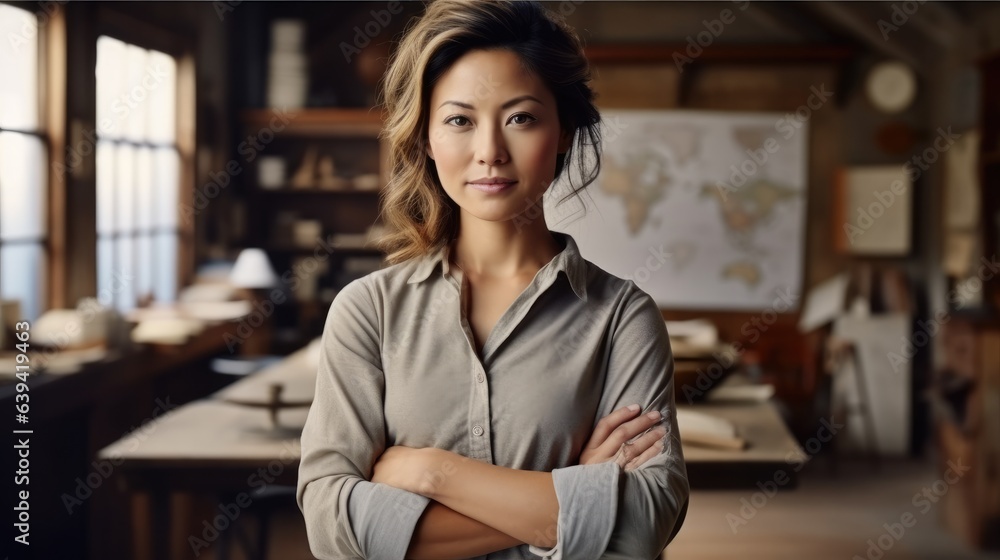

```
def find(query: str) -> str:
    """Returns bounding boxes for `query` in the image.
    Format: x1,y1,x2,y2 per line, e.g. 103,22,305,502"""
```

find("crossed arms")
296,279,689,560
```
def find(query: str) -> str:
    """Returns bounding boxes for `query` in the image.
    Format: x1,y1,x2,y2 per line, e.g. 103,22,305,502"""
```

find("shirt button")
476,373,485,383
472,425,484,436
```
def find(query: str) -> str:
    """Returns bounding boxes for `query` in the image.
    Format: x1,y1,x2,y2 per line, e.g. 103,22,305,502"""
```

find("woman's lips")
467,181,517,194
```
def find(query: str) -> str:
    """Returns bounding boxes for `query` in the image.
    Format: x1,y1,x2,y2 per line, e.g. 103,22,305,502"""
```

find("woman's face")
426,49,571,224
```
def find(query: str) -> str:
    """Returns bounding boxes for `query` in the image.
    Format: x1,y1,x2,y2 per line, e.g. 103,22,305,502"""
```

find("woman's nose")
474,126,509,166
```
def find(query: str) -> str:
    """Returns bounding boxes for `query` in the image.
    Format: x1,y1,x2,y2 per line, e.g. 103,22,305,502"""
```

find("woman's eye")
445,114,535,127
509,113,536,125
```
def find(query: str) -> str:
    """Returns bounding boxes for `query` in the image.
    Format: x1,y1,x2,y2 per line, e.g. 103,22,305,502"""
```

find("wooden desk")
0,319,244,560
99,345,314,560
100,344,804,559
679,401,805,489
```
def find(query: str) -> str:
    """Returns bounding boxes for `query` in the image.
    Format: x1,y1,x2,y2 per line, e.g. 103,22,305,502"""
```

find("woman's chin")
461,205,535,224
451,187,549,225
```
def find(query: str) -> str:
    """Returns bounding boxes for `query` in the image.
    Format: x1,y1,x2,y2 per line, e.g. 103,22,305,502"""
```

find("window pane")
97,235,114,307
0,131,47,239
96,37,181,312
137,232,153,302
96,140,115,235
123,44,148,142
96,36,126,139
115,144,135,233
0,243,45,322
0,5,38,130
115,236,135,311
153,148,179,228
135,146,153,230
154,232,177,304
147,50,176,144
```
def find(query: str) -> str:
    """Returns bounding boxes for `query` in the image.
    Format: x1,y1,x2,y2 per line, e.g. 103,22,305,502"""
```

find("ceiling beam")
895,2,965,49
744,2,854,44
801,2,922,71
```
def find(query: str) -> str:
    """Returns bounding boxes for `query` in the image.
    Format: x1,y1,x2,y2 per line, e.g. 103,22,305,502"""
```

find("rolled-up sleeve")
529,283,690,560
296,278,431,560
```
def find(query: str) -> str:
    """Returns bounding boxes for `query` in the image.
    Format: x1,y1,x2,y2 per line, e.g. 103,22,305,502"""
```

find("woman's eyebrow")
438,94,544,111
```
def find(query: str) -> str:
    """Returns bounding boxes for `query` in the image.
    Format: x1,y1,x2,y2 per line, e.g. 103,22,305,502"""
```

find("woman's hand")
579,405,667,471
371,445,428,494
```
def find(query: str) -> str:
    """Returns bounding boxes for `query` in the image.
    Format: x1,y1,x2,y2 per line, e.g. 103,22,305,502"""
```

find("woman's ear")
425,141,435,161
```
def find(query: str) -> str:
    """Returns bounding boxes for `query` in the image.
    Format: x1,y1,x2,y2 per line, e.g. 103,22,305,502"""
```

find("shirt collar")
406,231,588,302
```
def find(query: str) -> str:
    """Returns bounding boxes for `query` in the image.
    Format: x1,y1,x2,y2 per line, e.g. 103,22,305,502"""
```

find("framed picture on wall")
834,165,913,256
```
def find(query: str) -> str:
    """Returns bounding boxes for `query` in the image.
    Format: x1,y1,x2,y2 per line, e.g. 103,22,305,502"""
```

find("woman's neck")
450,212,562,280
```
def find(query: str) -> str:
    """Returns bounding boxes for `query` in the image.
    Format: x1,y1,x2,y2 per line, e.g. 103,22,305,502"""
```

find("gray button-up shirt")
297,231,689,560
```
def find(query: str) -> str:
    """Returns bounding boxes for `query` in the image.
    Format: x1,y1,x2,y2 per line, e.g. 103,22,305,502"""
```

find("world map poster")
545,110,808,310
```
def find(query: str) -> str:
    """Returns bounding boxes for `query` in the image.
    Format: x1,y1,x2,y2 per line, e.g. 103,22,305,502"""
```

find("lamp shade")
230,248,279,289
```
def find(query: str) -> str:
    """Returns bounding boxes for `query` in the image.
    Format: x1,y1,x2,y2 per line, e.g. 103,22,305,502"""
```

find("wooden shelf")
240,105,389,340
256,187,382,195
241,107,385,137
265,244,384,256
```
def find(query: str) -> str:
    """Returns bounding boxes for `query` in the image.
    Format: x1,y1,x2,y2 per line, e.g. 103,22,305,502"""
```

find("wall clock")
865,61,917,114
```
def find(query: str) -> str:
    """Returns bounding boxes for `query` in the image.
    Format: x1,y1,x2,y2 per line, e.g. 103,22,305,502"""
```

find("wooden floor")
666,458,1000,560
203,458,1000,560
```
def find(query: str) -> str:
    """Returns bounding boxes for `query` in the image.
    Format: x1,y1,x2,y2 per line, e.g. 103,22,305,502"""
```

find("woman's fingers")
613,424,666,469
584,404,641,450
624,434,666,472
580,406,670,467
599,409,663,458
622,425,668,469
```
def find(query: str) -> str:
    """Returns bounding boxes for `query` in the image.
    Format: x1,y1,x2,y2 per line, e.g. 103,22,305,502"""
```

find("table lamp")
230,248,279,291
229,248,279,354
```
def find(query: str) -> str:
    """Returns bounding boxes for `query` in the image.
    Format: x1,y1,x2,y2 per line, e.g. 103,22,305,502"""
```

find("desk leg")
146,488,170,560
131,490,169,560
131,494,148,560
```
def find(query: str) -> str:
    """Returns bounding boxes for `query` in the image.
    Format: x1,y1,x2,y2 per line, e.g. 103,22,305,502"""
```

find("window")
0,4,48,321
95,35,179,312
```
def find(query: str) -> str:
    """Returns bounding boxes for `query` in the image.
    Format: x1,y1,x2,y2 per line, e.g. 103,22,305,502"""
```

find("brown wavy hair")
375,0,602,264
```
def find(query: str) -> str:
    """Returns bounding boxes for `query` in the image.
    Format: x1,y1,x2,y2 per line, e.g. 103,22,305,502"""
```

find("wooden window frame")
0,1,65,316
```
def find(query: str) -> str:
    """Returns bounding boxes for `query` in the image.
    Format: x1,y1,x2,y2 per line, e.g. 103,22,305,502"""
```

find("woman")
297,1,689,559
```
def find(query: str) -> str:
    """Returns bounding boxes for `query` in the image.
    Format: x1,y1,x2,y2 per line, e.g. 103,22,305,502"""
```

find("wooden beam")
584,43,857,108
584,43,856,65
743,3,848,43
801,2,922,71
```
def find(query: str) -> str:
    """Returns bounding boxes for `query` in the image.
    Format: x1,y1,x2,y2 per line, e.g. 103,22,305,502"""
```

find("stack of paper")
677,409,747,451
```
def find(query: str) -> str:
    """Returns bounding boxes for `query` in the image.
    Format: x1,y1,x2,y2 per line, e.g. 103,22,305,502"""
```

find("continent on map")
600,150,673,235
732,126,772,153
666,241,697,271
699,179,800,250
722,261,762,287
658,126,703,166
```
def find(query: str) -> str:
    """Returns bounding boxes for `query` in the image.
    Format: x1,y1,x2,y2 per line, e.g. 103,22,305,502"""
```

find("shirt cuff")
348,480,431,560
528,461,620,560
